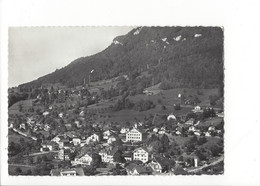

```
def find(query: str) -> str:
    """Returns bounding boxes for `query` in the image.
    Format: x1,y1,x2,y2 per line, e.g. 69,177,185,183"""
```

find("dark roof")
134,165,153,174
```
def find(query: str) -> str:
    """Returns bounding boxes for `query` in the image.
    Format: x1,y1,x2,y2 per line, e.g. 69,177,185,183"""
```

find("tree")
14,167,22,175
91,153,102,168
113,150,126,163
161,134,170,152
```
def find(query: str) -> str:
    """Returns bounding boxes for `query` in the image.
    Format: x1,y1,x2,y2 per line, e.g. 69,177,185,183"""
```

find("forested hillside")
19,27,224,90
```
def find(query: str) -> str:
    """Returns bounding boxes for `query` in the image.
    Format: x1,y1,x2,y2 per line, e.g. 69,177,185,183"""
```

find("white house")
192,106,203,113
103,130,112,140
86,133,99,144
153,127,159,133
189,126,195,132
126,128,142,142
133,147,149,163
208,126,216,131
205,131,212,137
167,114,176,121
58,113,63,118
42,111,50,116
72,138,81,146
120,127,130,134
194,131,201,136
107,135,117,144
72,153,92,166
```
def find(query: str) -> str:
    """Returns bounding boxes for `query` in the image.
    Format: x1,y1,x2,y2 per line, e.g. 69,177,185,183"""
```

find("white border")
1,0,260,185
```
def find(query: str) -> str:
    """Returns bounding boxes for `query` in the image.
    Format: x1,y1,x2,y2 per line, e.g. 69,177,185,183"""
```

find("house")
185,118,195,125
107,135,117,144
51,135,65,144
188,126,196,132
44,124,51,131
72,138,81,146
58,138,69,148
126,128,142,142
40,141,57,151
153,127,159,133
167,114,176,121
99,148,118,163
148,159,163,173
72,153,93,166
50,168,84,176
208,125,216,131
74,120,82,128
86,133,100,144
123,152,132,162
79,110,85,117
217,112,224,118
120,127,130,134
205,131,212,137
103,130,113,140
58,112,64,118
194,131,201,136
19,123,26,130
42,111,49,116
126,164,153,175
133,147,149,163
192,106,203,113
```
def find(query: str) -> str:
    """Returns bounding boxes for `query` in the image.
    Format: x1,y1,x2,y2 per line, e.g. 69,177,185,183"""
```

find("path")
186,155,224,173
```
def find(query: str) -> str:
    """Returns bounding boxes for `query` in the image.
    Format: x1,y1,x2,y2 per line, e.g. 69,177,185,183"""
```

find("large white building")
133,147,149,163
126,128,142,142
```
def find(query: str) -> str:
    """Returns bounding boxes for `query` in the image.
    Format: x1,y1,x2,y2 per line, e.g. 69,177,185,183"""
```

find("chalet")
148,159,163,173
126,164,153,175
107,135,117,144
123,152,132,162
40,141,57,151
44,124,51,131
86,133,100,144
72,153,93,166
194,131,201,136
126,128,142,142
120,127,130,134
42,111,49,116
167,114,176,121
217,112,224,118
58,149,70,160
79,110,85,117
58,138,70,149
103,130,113,140
59,113,64,118
208,126,216,131
74,120,82,128
153,127,159,133
133,147,149,163
19,123,26,130
50,168,84,176
72,138,81,146
99,148,118,163
205,131,212,137
188,126,196,132
192,106,203,113
52,135,65,144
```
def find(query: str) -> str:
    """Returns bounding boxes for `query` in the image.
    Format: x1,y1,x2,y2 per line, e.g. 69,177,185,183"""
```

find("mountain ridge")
19,26,224,90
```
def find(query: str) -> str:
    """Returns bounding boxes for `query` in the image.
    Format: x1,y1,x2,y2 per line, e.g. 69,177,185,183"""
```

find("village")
8,85,224,176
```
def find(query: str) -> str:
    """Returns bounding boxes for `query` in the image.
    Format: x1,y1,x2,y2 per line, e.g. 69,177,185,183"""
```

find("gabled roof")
134,165,153,174
133,147,149,153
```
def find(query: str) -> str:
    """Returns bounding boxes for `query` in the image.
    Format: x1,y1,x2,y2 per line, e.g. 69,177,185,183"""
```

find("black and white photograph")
1,0,260,185
7,26,224,176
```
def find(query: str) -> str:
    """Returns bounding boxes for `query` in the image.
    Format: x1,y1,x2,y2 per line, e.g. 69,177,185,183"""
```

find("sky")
8,26,134,87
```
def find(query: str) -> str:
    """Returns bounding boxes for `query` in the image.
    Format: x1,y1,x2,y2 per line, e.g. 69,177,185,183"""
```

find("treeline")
112,98,155,112
19,27,223,91
8,93,29,107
